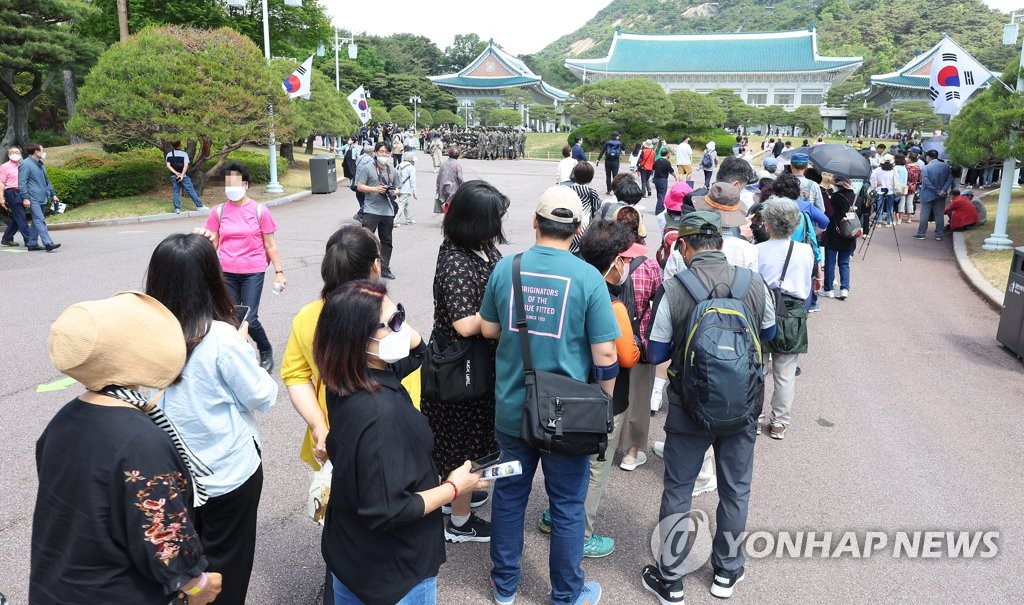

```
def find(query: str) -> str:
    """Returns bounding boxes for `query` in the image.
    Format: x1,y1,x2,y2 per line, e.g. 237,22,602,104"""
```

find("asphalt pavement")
1,158,1022,604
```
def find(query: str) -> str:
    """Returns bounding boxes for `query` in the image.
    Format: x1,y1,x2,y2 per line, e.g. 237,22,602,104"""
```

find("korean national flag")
282,55,314,100
347,85,372,125
928,37,991,116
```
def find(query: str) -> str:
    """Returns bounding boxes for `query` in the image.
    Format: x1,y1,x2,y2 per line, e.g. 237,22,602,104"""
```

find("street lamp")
983,13,1024,250
261,0,284,194
409,95,421,131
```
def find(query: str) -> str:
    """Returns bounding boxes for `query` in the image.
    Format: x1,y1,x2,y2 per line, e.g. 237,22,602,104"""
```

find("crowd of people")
27,120,986,605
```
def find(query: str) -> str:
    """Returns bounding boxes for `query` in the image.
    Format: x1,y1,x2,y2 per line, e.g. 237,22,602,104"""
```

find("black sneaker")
441,490,489,515
641,565,685,605
444,512,491,543
44,243,61,252
709,567,744,599
259,349,274,373
912,234,926,240
381,268,396,280
1,240,18,247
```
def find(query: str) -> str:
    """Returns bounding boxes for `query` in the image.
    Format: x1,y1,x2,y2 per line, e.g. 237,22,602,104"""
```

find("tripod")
860,188,903,261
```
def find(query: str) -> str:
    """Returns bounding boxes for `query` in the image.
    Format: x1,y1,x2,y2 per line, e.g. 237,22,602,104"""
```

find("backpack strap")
511,254,534,373
729,267,753,300
675,269,711,301
216,201,263,226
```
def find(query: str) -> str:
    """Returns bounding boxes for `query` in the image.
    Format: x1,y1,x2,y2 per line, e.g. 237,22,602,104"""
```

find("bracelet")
186,573,208,596
442,479,459,502
275,270,284,274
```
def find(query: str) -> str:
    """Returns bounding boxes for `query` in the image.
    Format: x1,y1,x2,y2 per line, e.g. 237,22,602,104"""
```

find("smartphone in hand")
470,451,502,473
234,305,251,324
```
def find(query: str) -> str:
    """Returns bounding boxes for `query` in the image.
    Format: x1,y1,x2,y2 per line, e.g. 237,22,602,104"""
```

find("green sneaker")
538,508,552,534
583,533,615,558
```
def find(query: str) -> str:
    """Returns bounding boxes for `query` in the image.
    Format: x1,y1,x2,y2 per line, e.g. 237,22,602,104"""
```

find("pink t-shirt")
205,200,277,274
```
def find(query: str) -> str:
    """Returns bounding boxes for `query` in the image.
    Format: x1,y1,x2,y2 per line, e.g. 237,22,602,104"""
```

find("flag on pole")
348,85,372,124
928,37,992,116
282,55,313,100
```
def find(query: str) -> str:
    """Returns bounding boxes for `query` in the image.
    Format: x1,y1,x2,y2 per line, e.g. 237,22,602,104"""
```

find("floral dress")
421,239,501,475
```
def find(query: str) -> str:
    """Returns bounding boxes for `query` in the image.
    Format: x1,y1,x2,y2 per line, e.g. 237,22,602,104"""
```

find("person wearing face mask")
1,145,32,247
642,212,775,605
202,162,285,373
18,142,61,252
314,280,484,605
356,142,399,280
535,220,641,560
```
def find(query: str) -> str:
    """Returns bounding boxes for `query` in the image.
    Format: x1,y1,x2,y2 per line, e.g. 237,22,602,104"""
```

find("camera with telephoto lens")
385,186,398,203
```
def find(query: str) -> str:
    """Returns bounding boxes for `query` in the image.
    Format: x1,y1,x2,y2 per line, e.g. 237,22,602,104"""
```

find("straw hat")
49,291,186,391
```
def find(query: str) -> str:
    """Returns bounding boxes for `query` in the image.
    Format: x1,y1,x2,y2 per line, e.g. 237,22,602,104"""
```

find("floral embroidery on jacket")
127,471,197,566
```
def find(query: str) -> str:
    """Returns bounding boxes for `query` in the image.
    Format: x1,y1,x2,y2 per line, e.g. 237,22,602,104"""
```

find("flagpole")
983,15,1023,251
262,0,284,194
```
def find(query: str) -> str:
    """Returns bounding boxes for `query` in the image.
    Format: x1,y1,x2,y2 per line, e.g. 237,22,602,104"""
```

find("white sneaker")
839,288,849,299
693,476,718,497
393,222,402,228
652,441,665,458
650,388,664,412
820,290,835,298
619,451,647,471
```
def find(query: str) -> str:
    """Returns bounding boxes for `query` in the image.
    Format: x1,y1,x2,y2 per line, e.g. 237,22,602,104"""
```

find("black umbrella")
807,144,873,180
921,136,948,161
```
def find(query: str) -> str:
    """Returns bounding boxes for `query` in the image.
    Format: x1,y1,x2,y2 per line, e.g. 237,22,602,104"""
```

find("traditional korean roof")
564,28,863,76
429,41,571,100
869,37,997,92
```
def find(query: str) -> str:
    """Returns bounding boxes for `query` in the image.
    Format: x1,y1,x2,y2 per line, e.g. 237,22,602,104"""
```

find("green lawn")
525,133,569,160
46,145,327,224
963,190,1024,292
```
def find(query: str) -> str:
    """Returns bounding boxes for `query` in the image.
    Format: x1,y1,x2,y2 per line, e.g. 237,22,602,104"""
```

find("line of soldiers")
435,128,526,160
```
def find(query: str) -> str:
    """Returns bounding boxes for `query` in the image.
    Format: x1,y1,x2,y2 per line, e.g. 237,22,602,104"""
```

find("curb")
48,188,318,231
952,231,1005,312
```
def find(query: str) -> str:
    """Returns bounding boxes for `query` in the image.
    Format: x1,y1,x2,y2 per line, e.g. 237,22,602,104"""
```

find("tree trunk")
0,68,53,152
304,134,315,155
281,142,295,164
62,69,84,144
117,0,129,41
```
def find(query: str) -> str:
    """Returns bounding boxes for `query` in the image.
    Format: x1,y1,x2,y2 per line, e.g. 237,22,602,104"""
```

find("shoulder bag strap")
511,254,534,372
779,240,795,283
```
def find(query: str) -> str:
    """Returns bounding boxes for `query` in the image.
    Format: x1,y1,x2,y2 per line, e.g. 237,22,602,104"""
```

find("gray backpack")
670,268,764,435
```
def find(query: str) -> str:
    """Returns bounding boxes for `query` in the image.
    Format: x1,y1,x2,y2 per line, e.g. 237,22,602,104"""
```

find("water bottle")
272,282,283,295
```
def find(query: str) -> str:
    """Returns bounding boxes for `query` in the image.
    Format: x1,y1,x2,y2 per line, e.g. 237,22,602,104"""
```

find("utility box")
996,247,1024,359
310,156,337,194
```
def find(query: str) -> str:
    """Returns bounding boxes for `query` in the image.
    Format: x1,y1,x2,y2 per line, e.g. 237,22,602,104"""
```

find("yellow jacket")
280,299,422,470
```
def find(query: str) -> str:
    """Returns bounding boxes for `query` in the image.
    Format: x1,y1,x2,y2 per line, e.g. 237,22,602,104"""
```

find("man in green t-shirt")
480,186,619,605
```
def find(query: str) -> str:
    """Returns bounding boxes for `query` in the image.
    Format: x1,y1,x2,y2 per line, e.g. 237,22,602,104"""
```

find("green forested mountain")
528,0,1016,91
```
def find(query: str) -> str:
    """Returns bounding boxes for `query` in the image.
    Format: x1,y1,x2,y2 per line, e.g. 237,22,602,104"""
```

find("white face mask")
39,152,47,160
603,258,631,286
376,155,390,165
368,323,412,364
8,154,20,162
225,186,247,202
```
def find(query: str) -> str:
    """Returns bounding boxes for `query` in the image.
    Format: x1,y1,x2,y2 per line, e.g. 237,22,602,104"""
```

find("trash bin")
309,156,337,194
996,247,1024,359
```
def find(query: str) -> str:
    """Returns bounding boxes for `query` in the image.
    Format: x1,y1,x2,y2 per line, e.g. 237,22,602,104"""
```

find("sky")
323,0,1024,60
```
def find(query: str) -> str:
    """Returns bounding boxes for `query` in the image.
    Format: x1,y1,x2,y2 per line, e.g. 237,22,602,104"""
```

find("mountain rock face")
533,0,1015,89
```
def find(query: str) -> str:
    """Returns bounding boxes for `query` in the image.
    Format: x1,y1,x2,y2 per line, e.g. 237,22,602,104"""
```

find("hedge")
223,149,288,184
49,148,167,207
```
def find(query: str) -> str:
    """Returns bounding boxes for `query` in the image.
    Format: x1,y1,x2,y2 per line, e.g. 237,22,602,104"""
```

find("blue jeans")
653,177,669,215
2,189,31,244
171,174,203,210
223,272,271,352
26,200,53,247
490,431,589,605
823,247,853,291
332,574,435,604
874,193,894,224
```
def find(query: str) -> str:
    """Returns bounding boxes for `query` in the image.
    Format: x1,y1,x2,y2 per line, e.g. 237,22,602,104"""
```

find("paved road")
1,159,1022,604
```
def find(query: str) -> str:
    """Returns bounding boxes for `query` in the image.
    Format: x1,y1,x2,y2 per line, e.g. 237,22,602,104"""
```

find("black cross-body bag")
512,254,613,460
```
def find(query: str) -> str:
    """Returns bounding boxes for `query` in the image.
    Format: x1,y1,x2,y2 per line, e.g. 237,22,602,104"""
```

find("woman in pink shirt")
203,163,286,372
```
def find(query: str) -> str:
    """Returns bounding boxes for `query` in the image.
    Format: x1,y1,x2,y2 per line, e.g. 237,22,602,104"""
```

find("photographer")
356,142,399,279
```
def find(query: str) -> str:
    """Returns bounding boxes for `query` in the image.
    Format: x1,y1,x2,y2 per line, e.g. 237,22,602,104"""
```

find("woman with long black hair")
145,233,278,605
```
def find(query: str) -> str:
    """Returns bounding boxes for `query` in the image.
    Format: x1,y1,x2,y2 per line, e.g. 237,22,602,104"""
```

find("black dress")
421,239,500,475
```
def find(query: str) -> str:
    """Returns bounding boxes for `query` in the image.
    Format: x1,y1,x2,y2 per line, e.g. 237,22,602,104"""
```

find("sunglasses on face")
376,303,405,332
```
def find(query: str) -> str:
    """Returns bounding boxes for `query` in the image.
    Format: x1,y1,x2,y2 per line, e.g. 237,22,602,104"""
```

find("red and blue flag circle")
357,99,368,111
284,75,302,93
938,65,960,87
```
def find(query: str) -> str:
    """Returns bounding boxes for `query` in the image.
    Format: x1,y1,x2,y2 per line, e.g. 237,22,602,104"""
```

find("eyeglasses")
376,303,405,332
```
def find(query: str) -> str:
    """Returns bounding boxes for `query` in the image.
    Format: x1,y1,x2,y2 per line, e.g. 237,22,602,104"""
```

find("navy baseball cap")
791,152,810,165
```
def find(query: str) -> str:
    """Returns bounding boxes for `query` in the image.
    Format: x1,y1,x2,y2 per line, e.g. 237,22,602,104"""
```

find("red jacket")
639,148,655,171
945,195,979,229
